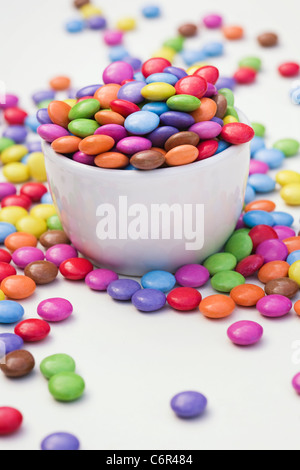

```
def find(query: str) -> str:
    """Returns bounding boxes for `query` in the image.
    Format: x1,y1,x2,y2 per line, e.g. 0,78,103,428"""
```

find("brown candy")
39,230,71,248
0,350,35,378
178,23,198,37
265,277,299,299
74,0,90,9
212,94,228,119
257,32,278,47
164,132,200,152
130,150,166,170
24,260,58,285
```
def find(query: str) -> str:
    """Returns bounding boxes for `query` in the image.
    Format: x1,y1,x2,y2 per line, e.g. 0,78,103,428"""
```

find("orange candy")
258,261,290,284
283,237,300,254
152,147,167,156
94,110,125,126
51,136,82,154
1,275,36,300
94,152,129,169
223,25,244,40
49,76,71,91
48,101,71,129
200,294,236,319
5,232,38,252
165,144,199,166
245,200,276,213
294,300,300,316
79,135,115,155
94,84,121,109
190,98,217,122
230,284,265,307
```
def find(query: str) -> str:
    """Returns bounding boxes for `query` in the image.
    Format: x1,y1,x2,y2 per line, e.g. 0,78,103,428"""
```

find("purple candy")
76,84,102,99
116,136,152,155
87,16,107,30
0,333,24,356
95,124,127,143
204,82,218,97
26,140,42,153
189,121,222,139
203,14,223,28
73,151,95,166
0,94,19,110
211,117,224,126
249,160,269,175
12,247,45,269
41,432,80,451
292,373,300,394
175,264,210,288
38,124,70,143
107,279,141,301
103,61,134,85
117,81,145,104
216,77,236,90
256,239,288,263
132,288,166,312
164,66,188,80
227,321,263,346
256,294,292,318
3,125,27,144
147,126,179,147
160,111,195,130
123,56,142,72
273,225,296,240
37,108,52,125
0,183,17,201
45,244,78,267
32,90,55,105
171,391,207,418
235,213,246,230
37,298,73,322
86,269,119,291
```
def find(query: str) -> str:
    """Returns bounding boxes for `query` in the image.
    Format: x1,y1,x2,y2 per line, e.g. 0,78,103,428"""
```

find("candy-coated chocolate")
59,258,93,280
256,294,292,317
171,391,207,418
95,124,127,143
79,135,115,155
130,150,165,170
41,433,80,451
227,321,263,346
289,261,300,286
45,244,78,267
164,132,199,151
197,140,219,160
107,279,141,300
48,101,71,128
265,277,299,299
223,25,244,40
204,252,237,275
0,248,12,264
117,136,152,155
178,23,198,37
220,123,254,144
257,32,278,47
1,194,32,210
200,294,235,318
141,271,176,293
0,350,35,378
49,372,85,402
0,408,23,435
85,269,119,291
248,225,278,250
165,144,199,166
230,284,265,307
225,232,253,262
175,76,207,99
103,61,134,85
132,288,166,312
40,230,70,248
167,287,202,311
256,239,288,263
175,264,210,288
52,136,82,154
124,111,160,135
190,98,217,122
211,271,245,292
245,200,276,213
37,298,73,322
40,354,76,379
283,237,300,254
258,261,290,284
24,260,58,285
94,152,129,169
12,246,44,269
1,275,36,299
0,333,24,356
0,262,17,282
235,255,264,277
15,318,50,342
0,300,24,324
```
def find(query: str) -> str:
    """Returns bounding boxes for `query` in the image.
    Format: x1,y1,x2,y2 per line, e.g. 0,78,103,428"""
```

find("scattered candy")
227,321,263,346
41,432,80,451
40,354,76,380
171,391,207,418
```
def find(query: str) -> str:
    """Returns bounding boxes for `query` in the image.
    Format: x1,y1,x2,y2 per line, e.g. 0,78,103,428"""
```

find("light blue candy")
141,270,176,293
287,250,300,265
41,192,53,204
25,115,40,133
202,42,224,57
134,72,146,82
244,184,256,204
125,111,160,135
109,46,130,62
253,148,285,169
0,301,25,324
0,223,16,243
181,49,206,66
243,210,275,228
248,174,276,193
146,73,179,86
124,164,137,171
291,88,300,105
215,141,231,154
21,154,30,164
142,5,161,18
271,211,294,227
142,102,169,116
251,136,265,157
65,19,85,33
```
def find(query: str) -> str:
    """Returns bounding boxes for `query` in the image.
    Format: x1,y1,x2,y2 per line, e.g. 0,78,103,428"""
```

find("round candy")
40,230,70,248
199,294,235,319
116,136,152,155
294,301,300,316
103,30,123,46
1,275,36,299
1,194,31,210
60,258,93,280
178,23,198,37
289,261,300,286
15,318,50,341
235,255,264,277
243,210,275,228
142,58,171,78
220,123,255,144
68,119,99,138
48,372,85,402
167,287,202,311
274,226,296,241
0,300,24,324
165,144,199,166
0,262,16,282
45,244,78,267
234,68,257,84
225,232,253,262
107,279,141,300
85,269,119,291
171,391,207,418
37,298,73,322
167,95,201,112
265,278,299,299
0,407,23,435
142,5,161,18
147,126,178,147
256,294,292,317
141,83,176,101
0,248,12,263
292,373,300,394
248,225,278,250
141,271,176,292
204,253,237,275
0,333,24,356
79,135,114,155
12,247,44,269
0,350,35,378
278,62,300,77
131,289,166,312
130,150,165,170
245,200,275,213
160,111,195,129
258,261,290,284
24,260,59,285
0,183,17,201
41,432,80,451
227,321,263,346
230,284,265,307
124,111,159,135
257,32,278,47
284,237,300,254
189,121,221,139
175,264,210,288
256,239,288,263
273,139,299,158
0,206,28,225
40,354,76,379
95,124,127,143
211,271,245,292
103,61,134,85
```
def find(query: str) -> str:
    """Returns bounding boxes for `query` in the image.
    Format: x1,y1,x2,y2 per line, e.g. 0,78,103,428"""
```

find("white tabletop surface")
0,0,300,451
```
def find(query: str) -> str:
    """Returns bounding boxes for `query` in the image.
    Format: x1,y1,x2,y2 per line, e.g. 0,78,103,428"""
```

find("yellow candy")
64,99,77,108
223,115,238,124
187,63,208,75
1,145,28,164
0,206,28,225
141,82,176,101
152,47,176,62
30,204,56,221
2,162,30,183
280,184,300,206
16,216,47,239
27,152,47,182
276,170,300,187
289,261,300,286
80,4,102,18
116,17,136,31
0,290,5,301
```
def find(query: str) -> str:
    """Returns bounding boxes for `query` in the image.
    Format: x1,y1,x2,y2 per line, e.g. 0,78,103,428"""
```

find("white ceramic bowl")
43,110,250,276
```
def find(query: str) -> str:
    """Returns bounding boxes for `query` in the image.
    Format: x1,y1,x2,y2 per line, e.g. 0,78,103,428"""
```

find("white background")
0,0,300,451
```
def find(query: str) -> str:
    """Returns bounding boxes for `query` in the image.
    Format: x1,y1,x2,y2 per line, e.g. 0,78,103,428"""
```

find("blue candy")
253,148,285,169
65,19,85,33
107,279,141,301
0,223,16,243
250,136,265,157
142,102,169,116
124,164,137,171
109,46,130,62
0,301,25,324
181,49,207,66
0,333,24,357
132,289,166,312
291,88,300,105
202,42,224,57
287,250,300,265
125,111,160,135
243,210,275,228
146,73,179,85
215,140,231,154
163,66,188,80
142,5,161,18
22,154,30,164
41,192,53,204
244,184,256,204
25,115,41,133
134,72,146,82
271,211,294,227
141,270,176,292
248,174,276,193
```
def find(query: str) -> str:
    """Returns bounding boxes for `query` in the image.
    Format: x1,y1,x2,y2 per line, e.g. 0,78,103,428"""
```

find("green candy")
40,354,76,380
69,99,100,120
203,253,237,276
163,36,185,52
49,372,85,402
225,106,240,121
225,232,253,262
0,137,15,153
238,57,262,71
218,88,234,107
167,95,201,112
251,122,266,137
38,99,53,109
68,119,99,138
47,214,63,230
273,139,300,157
211,271,245,293
234,228,251,235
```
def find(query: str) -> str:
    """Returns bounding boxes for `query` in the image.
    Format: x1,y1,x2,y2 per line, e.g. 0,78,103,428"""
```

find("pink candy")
85,269,119,291
45,244,78,267
175,264,210,288
37,124,70,143
249,160,269,175
103,30,124,46
102,61,134,85
203,14,223,29
256,239,289,263
37,298,73,322
12,247,45,269
227,321,264,346
256,295,292,318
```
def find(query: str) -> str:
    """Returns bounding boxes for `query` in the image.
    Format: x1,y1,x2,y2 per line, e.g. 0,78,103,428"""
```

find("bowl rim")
43,108,250,179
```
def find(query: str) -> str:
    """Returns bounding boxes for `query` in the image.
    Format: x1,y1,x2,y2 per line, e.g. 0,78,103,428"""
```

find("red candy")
59,258,94,280
0,248,12,264
220,123,255,144
4,107,28,125
197,140,219,160
110,99,140,117
142,58,172,78
20,182,48,202
175,76,208,99
167,287,202,311
193,66,219,85
248,225,278,251
234,67,257,84
278,62,299,78
0,262,17,282
236,254,264,277
15,319,50,342
77,96,94,103
0,407,23,435
1,194,32,210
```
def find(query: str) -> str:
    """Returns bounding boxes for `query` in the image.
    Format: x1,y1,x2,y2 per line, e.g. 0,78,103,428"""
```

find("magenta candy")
45,244,78,267
256,239,289,263
0,94,19,110
12,247,45,269
203,14,223,29
0,183,17,201
249,160,269,175
102,61,134,85
116,136,152,155
103,30,124,46
95,124,128,143
85,269,119,291
73,152,95,166
227,321,263,346
37,298,73,322
204,83,218,97
256,294,292,318
189,121,222,139
273,225,296,241
236,213,246,230
37,124,70,143
292,373,300,393
175,264,210,288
